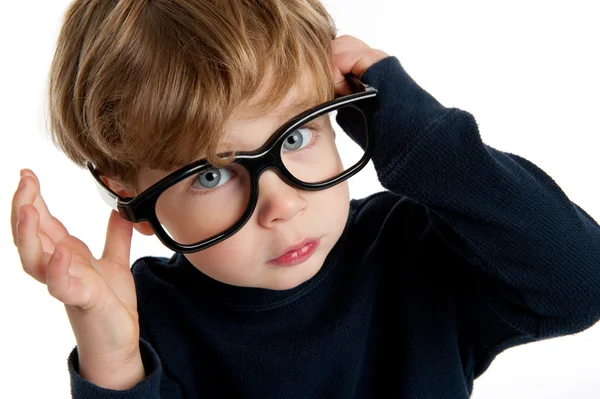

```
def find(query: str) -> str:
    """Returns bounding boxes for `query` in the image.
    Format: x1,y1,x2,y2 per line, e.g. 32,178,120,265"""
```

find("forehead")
235,63,326,121
223,83,324,150
135,84,326,194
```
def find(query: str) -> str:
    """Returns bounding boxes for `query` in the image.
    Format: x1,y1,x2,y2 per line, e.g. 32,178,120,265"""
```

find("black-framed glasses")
88,74,379,253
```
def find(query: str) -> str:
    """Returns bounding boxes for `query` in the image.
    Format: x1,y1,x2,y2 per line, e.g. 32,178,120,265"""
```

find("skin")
11,35,387,389
132,87,351,291
109,36,389,291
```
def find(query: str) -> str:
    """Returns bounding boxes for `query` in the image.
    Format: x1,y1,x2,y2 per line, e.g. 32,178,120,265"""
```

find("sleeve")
347,56,600,374
68,337,165,398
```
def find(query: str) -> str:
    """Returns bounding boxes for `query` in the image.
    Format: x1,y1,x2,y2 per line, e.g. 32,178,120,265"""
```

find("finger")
11,172,70,246
330,35,370,55
46,245,90,308
331,51,365,96
16,204,49,284
39,229,57,255
101,210,134,267
12,175,92,260
11,171,41,239
334,49,385,80
20,168,39,183
11,175,29,245
46,246,70,300
29,174,71,244
331,50,388,96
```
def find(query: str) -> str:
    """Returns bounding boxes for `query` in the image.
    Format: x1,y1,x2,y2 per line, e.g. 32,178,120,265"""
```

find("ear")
100,175,156,237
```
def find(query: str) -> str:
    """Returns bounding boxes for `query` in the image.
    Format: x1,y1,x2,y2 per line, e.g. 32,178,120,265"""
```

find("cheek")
195,230,250,262
183,231,255,283
331,180,350,203
316,181,350,224
182,182,350,278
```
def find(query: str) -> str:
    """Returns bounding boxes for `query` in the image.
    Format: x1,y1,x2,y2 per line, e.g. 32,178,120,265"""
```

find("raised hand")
329,34,389,96
11,169,145,390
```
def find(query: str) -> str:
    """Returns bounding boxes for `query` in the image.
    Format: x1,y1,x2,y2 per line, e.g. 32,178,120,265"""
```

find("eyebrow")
276,98,325,122
213,97,327,156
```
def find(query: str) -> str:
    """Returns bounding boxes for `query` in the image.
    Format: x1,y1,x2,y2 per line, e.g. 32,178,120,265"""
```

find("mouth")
267,237,321,267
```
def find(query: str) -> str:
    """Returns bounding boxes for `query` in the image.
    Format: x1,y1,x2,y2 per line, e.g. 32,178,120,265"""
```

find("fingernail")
18,177,26,190
54,248,63,261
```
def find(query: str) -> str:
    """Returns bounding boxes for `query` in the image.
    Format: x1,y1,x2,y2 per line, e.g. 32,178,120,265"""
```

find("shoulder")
345,191,461,289
347,191,435,251
132,254,175,278
130,254,182,299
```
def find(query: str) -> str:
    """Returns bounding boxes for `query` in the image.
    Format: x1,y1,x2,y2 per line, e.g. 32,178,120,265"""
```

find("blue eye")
191,167,233,190
282,127,313,152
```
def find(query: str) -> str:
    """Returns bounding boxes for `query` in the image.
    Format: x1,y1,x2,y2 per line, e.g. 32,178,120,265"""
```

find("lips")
267,237,320,266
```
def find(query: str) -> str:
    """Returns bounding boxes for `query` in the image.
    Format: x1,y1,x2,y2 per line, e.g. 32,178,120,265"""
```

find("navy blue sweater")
67,56,600,398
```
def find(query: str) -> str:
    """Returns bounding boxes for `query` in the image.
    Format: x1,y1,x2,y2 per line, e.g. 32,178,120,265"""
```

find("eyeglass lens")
154,105,368,246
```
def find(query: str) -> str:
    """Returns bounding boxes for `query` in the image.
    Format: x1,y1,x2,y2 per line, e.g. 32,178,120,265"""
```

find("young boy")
11,0,600,397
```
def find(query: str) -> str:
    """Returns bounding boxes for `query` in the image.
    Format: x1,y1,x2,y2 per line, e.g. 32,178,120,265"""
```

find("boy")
11,0,600,398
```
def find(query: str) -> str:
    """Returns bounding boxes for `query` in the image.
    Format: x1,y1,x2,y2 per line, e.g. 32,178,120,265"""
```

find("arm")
78,347,144,390
68,338,165,398
349,55,600,373
10,170,175,397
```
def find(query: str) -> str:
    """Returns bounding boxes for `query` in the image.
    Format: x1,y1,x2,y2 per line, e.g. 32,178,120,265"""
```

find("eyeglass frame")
87,73,379,253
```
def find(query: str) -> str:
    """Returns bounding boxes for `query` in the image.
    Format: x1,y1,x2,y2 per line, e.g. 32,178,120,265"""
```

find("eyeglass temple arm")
344,73,375,93
86,162,122,213
86,77,374,217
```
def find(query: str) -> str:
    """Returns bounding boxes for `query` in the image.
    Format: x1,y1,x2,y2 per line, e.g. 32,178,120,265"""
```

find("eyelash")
284,120,324,154
184,122,325,196
185,169,237,198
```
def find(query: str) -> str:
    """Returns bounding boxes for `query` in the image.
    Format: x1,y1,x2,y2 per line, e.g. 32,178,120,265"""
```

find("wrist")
78,346,145,390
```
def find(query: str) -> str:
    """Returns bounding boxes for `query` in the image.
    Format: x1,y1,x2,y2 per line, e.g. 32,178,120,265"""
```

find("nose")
256,170,307,228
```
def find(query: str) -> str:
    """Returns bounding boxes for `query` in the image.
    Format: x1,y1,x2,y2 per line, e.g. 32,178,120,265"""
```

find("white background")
1,1,598,398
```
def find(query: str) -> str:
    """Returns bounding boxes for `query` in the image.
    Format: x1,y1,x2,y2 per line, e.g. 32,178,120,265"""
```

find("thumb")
331,51,364,96
332,50,388,96
101,210,134,266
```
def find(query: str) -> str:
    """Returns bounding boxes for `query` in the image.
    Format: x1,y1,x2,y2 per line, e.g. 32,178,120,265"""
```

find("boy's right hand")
11,169,145,389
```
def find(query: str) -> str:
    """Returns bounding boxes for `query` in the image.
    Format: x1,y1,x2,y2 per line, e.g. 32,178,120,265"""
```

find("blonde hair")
48,0,337,192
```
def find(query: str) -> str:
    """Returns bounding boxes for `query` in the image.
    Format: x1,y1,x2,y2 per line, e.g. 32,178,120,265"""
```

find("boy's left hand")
330,35,389,96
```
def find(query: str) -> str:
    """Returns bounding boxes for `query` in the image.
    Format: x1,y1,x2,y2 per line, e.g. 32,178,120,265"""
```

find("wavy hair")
48,0,337,192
